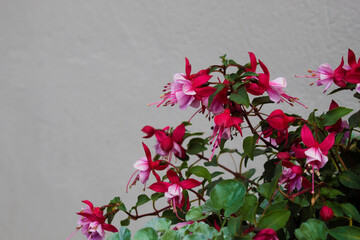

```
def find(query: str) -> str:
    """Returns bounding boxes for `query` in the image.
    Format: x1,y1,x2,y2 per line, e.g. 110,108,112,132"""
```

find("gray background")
1,1,359,239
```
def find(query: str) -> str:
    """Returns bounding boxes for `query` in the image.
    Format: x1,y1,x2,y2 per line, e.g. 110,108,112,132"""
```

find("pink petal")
142,142,152,162
102,223,118,233
348,49,356,68
319,132,335,154
185,57,191,78
182,81,196,95
133,157,150,171
82,200,94,210
172,124,185,143
192,75,212,88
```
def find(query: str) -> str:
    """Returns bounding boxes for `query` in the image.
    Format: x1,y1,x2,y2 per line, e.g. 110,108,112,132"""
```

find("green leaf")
229,87,250,108
228,59,238,65
183,233,207,240
227,216,242,237
339,171,360,189
120,218,130,226
258,162,282,200
134,227,158,240
161,230,180,240
258,209,291,231
107,232,121,240
189,166,211,182
320,188,345,199
325,201,343,217
294,218,328,240
341,203,360,223
151,193,164,201
185,206,208,221
349,110,360,128
236,194,258,223
243,135,258,160
187,138,207,155
146,218,171,232
119,227,131,240
136,194,150,206
322,107,353,126
328,226,360,240
252,96,273,107
210,179,246,217
241,71,259,77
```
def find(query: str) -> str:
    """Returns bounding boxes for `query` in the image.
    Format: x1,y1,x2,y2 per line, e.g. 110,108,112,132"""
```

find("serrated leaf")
322,107,353,126
189,165,211,182
258,209,291,231
136,194,150,206
328,226,360,240
229,87,250,107
339,171,360,189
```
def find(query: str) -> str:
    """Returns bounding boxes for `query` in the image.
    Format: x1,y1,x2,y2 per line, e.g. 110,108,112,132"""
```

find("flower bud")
254,228,278,240
320,205,334,221
142,125,155,138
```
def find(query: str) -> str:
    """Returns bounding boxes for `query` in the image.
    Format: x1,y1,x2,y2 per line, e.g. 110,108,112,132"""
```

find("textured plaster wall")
0,1,359,239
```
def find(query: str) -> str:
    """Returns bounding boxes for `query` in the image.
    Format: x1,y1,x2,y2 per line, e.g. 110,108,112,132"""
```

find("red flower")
76,200,118,240
127,142,168,192
154,123,186,160
209,109,243,160
320,205,334,221
149,170,201,210
253,228,279,240
263,109,295,145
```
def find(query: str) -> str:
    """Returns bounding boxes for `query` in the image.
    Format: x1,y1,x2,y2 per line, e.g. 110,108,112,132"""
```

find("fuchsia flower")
245,53,306,107
301,125,335,193
344,48,360,85
76,200,118,240
150,58,215,110
127,142,168,192
278,160,310,194
209,109,243,160
141,124,186,160
149,169,201,212
263,109,295,145
253,228,279,240
320,205,334,221
154,124,186,160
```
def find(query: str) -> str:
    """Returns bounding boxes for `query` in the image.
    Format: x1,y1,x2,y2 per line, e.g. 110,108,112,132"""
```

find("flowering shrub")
68,50,360,240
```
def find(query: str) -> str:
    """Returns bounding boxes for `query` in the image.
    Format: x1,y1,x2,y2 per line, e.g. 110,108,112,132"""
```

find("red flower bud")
142,125,155,138
320,205,334,221
254,228,278,240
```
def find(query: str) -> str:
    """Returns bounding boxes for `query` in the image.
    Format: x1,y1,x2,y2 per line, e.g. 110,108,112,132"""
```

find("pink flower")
127,143,168,192
150,58,215,110
345,48,360,84
149,170,201,211
301,125,335,193
253,228,279,240
278,160,307,194
263,109,295,145
320,205,334,221
154,123,186,160
76,200,118,240
209,109,243,160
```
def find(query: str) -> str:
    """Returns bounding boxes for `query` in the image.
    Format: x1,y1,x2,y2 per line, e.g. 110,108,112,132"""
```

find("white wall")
0,1,359,239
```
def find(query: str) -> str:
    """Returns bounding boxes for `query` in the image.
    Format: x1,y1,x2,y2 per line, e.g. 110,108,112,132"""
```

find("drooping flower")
127,142,168,192
263,109,295,145
154,123,186,160
345,48,360,85
149,169,201,212
209,109,243,160
301,125,335,193
76,200,118,240
253,228,279,240
320,205,334,221
149,58,215,110
244,53,306,107
278,160,310,194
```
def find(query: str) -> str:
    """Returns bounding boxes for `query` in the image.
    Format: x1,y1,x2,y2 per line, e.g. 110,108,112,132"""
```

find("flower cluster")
70,51,360,240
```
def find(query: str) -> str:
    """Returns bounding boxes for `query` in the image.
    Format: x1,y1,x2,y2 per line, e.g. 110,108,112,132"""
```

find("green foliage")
328,226,360,240
294,218,328,240
258,209,291,231
339,171,360,189
322,107,353,126
134,227,158,240
229,87,250,107
210,179,246,217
